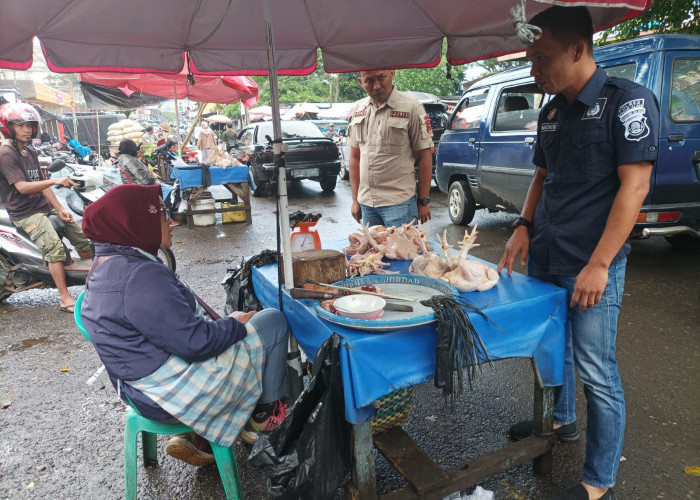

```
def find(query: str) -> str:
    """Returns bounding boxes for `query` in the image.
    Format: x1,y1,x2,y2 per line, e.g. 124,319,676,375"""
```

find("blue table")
169,164,251,225
251,249,567,499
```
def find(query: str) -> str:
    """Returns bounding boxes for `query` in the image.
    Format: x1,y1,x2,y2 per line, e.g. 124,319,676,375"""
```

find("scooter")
0,161,176,303
0,206,93,303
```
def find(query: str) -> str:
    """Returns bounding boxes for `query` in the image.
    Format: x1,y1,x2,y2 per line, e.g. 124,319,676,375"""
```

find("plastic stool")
124,408,244,500
74,290,244,499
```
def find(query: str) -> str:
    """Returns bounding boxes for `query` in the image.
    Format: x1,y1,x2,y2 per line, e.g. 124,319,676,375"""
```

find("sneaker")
165,432,216,466
241,399,289,444
546,484,616,500
509,420,580,443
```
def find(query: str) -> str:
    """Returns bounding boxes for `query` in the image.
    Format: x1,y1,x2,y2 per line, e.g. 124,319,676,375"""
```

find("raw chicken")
409,235,447,277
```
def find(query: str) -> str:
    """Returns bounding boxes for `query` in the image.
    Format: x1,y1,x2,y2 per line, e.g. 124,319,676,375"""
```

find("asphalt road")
1,176,698,500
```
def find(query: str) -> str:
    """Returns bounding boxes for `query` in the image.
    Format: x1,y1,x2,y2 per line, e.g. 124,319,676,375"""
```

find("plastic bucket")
192,191,216,226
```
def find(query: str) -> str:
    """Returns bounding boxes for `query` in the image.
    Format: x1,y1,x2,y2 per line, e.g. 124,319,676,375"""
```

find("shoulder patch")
353,110,366,117
390,111,409,118
424,115,433,134
618,98,650,142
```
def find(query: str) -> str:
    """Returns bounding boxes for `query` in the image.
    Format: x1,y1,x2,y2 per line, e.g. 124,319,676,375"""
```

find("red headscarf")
82,184,163,256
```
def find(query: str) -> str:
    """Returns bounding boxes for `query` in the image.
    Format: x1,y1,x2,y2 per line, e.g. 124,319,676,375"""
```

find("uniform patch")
547,108,558,121
618,98,650,142
424,115,433,134
390,111,409,118
582,97,607,120
540,123,557,132
353,110,366,117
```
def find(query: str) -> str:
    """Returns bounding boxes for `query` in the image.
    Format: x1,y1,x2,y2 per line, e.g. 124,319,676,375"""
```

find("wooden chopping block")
283,249,346,288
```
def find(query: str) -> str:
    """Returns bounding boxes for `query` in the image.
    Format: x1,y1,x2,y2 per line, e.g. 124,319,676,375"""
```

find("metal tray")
313,274,458,332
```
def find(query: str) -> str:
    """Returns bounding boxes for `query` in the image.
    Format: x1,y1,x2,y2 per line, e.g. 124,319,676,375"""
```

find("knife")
289,288,414,312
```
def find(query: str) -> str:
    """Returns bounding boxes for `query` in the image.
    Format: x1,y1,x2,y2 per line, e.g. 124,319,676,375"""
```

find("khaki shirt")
348,89,433,207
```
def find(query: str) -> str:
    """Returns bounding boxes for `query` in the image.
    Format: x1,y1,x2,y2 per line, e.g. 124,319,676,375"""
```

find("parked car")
436,34,700,249
233,120,341,196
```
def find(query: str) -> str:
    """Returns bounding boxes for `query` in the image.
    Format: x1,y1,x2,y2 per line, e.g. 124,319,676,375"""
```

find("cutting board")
284,249,347,287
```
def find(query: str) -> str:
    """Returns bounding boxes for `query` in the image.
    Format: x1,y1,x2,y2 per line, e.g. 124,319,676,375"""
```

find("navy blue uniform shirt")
530,67,659,276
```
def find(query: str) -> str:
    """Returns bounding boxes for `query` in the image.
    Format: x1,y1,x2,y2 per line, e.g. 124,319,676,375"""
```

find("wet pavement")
1,177,698,499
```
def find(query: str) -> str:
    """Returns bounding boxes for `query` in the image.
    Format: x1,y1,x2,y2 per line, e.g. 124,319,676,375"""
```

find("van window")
670,58,700,123
493,84,544,132
450,88,489,130
605,62,637,82
238,128,254,146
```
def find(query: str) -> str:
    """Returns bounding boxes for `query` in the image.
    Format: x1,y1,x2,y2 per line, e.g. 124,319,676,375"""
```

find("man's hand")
229,310,258,323
53,177,77,188
417,203,431,223
351,200,362,223
570,263,608,311
58,209,74,223
497,227,530,275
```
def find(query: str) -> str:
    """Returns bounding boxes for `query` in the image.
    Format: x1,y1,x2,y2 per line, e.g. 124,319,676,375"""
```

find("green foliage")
598,0,699,43
213,102,242,120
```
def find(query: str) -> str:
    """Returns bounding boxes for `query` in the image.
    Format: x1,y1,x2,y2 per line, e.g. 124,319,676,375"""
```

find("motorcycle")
0,161,176,303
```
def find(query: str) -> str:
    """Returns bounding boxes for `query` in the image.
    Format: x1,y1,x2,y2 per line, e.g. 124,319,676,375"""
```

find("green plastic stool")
123,408,244,500
74,290,244,500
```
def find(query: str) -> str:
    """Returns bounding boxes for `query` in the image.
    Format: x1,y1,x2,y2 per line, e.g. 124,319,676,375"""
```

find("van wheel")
320,176,337,193
665,233,700,250
448,180,476,225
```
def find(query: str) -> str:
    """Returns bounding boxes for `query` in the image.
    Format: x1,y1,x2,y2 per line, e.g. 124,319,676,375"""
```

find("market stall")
251,241,567,499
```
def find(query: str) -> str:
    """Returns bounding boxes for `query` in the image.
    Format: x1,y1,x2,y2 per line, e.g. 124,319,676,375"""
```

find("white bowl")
333,294,386,319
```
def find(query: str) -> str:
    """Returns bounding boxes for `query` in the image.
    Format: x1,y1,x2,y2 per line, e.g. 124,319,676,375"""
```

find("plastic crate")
221,202,246,223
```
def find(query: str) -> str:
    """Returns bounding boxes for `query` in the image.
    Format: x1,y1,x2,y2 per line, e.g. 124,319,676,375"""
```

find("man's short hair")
226,122,233,128
530,6,594,53
145,126,153,133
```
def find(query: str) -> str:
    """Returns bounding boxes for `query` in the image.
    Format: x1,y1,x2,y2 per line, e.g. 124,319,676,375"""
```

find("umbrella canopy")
248,105,274,122
205,114,233,123
79,69,259,106
0,0,650,75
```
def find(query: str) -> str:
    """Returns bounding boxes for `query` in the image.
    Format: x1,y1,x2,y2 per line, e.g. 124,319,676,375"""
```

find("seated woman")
117,139,157,185
80,184,289,466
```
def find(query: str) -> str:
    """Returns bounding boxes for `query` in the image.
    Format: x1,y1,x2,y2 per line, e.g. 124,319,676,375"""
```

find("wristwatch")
417,197,431,206
512,216,531,229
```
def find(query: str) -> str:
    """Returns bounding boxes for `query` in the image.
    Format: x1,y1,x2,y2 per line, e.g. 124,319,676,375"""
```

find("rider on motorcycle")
0,103,93,312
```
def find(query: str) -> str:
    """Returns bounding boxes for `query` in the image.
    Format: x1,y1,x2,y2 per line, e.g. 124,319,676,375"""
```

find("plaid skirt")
129,325,264,447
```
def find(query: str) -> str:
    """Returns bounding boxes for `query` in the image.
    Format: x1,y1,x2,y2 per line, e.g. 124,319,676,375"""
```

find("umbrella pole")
265,0,303,403
183,102,207,149
173,82,182,157
96,109,101,166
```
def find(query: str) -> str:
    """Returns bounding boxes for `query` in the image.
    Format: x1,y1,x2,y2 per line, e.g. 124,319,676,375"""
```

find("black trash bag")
221,250,279,315
248,334,352,499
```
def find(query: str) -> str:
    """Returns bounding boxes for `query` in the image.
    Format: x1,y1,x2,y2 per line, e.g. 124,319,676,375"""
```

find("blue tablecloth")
170,164,248,189
251,250,567,424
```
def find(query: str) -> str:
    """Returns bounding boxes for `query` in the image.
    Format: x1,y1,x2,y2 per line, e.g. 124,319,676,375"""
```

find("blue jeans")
360,196,418,227
248,309,290,404
529,258,627,488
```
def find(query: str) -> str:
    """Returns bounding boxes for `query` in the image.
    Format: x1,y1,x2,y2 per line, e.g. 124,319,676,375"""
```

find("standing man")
348,70,433,226
497,7,658,500
324,123,339,142
0,103,93,312
141,126,158,145
221,122,238,152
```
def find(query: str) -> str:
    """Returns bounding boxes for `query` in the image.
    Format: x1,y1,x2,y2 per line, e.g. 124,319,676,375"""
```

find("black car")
234,120,341,197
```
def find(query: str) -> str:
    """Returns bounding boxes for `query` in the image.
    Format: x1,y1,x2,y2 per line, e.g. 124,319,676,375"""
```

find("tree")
598,0,699,43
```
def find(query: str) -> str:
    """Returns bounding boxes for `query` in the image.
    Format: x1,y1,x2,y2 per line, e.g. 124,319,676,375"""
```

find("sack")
248,334,352,499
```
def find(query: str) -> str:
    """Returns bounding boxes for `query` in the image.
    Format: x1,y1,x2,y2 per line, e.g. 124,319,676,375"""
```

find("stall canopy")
0,0,650,74
79,82,167,110
79,70,259,107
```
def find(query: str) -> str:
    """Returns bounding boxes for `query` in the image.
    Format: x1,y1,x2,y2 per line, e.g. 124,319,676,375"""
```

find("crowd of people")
0,5,662,498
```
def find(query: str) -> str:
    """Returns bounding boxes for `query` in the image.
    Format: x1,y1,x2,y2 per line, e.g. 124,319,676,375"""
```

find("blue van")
436,35,700,249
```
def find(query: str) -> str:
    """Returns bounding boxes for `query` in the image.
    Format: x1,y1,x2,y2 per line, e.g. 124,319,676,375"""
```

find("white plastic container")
192,191,216,226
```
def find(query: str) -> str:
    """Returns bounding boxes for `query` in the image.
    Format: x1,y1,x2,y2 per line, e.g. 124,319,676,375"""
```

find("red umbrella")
79,69,258,107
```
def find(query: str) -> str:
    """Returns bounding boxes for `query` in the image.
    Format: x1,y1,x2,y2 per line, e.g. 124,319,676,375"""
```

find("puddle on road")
3,335,53,356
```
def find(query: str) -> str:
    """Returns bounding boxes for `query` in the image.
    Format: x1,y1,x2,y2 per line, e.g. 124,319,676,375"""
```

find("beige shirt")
348,89,433,207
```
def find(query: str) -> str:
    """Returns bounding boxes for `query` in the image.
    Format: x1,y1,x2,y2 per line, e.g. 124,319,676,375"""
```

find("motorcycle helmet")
0,103,41,140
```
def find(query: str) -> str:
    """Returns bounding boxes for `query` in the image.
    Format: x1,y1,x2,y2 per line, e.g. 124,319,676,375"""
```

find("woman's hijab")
82,184,163,255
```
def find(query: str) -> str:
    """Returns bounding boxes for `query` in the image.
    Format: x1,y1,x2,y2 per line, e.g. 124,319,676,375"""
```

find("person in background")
117,139,156,186
40,130,52,144
196,121,217,163
80,184,290,465
141,126,158,145
157,123,172,147
348,69,434,226
0,103,93,313
497,6,659,500
220,122,238,153
324,123,339,141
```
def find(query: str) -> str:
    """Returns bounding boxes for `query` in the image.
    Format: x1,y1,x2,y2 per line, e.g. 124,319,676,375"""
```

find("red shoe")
240,399,289,444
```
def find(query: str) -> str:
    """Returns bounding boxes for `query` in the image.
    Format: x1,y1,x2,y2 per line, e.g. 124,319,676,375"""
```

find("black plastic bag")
221,250,279,315
248,334,352,499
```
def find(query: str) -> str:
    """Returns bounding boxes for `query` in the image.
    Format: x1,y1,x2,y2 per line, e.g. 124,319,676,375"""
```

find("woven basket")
370,387,413,435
